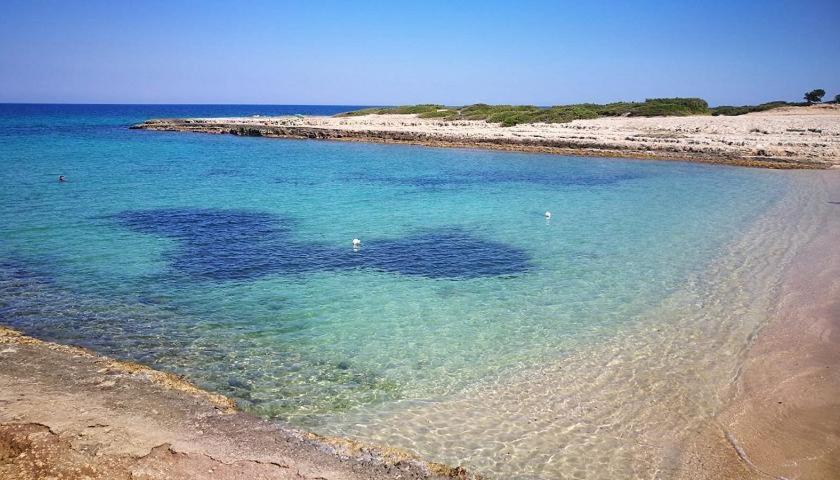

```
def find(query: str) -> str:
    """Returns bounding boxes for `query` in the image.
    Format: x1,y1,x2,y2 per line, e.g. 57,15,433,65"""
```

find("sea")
0,104,811,478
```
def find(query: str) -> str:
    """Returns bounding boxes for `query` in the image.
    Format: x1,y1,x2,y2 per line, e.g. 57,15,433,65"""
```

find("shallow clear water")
0,104,792,478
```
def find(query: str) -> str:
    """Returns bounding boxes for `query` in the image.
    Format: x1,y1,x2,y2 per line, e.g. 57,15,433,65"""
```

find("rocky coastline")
131,106,840,169
0,326,474,480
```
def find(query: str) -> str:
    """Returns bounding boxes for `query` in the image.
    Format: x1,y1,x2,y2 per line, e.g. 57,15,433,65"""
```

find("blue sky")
1,0,838,105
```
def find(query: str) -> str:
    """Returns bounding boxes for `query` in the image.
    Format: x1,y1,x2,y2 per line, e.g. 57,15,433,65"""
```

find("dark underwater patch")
345,170,644,190
115,209,323,280
273,176,319,187
361,231,530,278
205,168,243,177
114,208,530,281
132,164,174,175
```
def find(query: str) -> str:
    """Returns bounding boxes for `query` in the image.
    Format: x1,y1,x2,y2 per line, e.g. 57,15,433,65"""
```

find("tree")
804,89,825,103
835,94,840,104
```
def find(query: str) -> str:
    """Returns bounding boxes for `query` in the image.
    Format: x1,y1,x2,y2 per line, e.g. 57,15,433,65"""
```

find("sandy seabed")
307,169,840,479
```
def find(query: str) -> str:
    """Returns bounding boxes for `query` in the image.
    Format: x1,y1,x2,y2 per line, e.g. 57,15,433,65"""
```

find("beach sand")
679,170,840,479
134,104,840,169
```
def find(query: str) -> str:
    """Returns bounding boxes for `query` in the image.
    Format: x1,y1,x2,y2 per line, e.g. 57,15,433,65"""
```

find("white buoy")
352,238,361,247
544,211,551,219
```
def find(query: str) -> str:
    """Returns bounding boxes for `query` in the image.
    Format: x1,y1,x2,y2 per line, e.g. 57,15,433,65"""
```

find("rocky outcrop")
130,113,840,169
0,327,475,480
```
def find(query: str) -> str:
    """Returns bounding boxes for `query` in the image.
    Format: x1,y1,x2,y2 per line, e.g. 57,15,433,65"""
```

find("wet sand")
133,105,840,169
0,327,472,480
679,170,840,479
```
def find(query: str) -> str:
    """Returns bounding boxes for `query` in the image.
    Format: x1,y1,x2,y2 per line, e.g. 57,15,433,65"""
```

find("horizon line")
0,102,381,106
0,98,806,108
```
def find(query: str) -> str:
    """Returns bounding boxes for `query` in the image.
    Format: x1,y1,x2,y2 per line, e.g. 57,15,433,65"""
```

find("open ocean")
0,104,797,478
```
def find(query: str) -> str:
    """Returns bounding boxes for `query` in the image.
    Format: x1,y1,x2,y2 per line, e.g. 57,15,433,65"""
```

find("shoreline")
679,170,840,478
131,105,840,170
0,326,473,480
308,168,836,478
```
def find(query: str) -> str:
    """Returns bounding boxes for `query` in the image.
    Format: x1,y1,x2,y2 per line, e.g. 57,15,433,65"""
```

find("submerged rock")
227,377,251,390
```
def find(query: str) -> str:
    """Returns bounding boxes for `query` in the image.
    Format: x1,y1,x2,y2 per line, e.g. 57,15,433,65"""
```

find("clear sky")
1,0,838,106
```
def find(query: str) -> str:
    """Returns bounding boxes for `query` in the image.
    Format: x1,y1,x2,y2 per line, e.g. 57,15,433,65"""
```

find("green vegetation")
708,101,801,116
337,98,711,126
804,89,826,104
337,104,451,117
336,95,832,126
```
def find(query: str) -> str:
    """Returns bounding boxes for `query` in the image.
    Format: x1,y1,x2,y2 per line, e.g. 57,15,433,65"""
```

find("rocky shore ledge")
131,105,840,169
0,327,473,480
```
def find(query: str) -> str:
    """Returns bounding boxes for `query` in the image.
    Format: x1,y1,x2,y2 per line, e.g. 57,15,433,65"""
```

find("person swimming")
58,175,66,182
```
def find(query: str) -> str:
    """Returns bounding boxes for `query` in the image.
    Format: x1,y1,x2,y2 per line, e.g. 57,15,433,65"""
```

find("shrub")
334,97,810,126
709,101,793,116
629,98,709,116
387,104,446,115
336,107,384,117
417,109,458,118
804,89,825,103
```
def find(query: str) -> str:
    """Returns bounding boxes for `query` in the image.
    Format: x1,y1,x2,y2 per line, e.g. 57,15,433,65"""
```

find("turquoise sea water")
0,105,789,476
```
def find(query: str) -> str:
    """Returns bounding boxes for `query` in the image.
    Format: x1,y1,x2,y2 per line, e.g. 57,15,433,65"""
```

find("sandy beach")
679,170,840,479
133,105,840,169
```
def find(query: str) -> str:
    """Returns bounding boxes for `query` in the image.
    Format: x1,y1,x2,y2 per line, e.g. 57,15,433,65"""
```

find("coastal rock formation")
131,105,840,169
0,327,473,480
